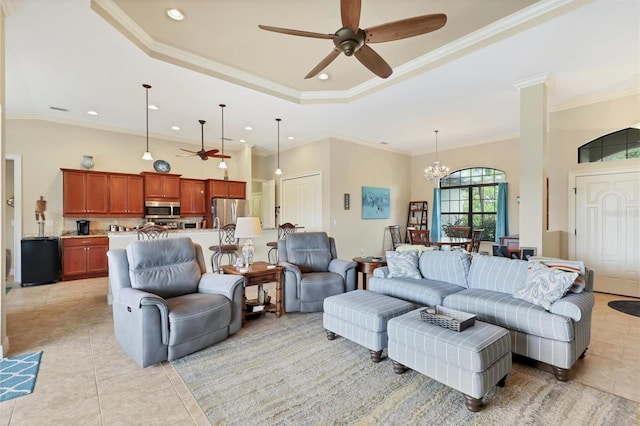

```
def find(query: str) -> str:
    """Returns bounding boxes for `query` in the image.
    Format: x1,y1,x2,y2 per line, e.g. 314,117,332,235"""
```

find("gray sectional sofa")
368,250,594,381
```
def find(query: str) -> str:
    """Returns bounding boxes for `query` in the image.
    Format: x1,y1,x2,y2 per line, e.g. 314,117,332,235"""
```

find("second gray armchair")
278,232,357,313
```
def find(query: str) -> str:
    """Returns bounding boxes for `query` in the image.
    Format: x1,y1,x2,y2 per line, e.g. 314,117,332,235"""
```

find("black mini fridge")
21,237,60,286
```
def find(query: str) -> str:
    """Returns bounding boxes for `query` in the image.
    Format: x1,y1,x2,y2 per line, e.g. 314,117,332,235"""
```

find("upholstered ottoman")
323,290,415,362
388,309,511,412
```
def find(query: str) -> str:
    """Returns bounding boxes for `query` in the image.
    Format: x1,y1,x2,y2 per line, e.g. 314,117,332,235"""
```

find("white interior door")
574,170,640,297
281,173,322,231
261,180,275,229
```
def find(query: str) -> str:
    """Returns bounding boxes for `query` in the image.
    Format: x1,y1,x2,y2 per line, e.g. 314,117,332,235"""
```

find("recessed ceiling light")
167,9,184,21
318,73,330,80
287,136,295,140
244,126,253,131
148,104,159,110
239,139,246,143
87,110,98,116
171,126,180,131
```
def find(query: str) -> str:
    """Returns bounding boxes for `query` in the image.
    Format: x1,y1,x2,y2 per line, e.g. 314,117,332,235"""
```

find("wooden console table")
221,261,283,325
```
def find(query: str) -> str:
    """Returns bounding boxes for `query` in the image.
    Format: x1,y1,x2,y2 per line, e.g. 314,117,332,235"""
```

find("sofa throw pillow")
527,256,587,293
513,262,578,310
386,250,421,279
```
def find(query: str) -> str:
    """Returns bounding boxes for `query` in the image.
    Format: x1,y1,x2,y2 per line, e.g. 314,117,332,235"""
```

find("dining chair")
449,226,471,238
469,228,484,252
137,224,169,240
209,223,238,272
408,229,430,246
266,222,297,264
387,225,403,249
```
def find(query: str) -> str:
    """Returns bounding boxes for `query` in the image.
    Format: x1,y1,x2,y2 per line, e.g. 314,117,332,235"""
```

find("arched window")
440,168,505,241
578,127,640,163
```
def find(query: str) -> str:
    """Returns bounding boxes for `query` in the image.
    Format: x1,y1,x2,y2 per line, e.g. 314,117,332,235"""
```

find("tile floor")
0,278,638,425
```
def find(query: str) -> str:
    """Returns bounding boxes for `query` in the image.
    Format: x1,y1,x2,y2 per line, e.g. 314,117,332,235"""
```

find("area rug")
608,300,640,317
173,314,639,425
0,351,42,402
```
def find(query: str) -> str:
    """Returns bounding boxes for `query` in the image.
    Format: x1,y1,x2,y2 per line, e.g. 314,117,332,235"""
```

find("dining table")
430,237,472,250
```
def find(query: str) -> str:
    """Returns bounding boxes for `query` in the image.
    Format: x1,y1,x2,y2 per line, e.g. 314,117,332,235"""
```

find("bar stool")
209,223,238,272
266,223,297,264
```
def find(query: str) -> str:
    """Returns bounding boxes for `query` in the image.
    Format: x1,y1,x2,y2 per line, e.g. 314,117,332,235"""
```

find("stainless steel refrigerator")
211,198,248,228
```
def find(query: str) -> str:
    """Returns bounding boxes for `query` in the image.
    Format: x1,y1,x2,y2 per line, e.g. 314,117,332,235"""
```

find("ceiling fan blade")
304,49,341,79
354,45,393,78
211,154,232,159
204,149,220,156
340,0,361,33
176,153,197,157
365,13,447,43
259,25,334,40
179,148,199,154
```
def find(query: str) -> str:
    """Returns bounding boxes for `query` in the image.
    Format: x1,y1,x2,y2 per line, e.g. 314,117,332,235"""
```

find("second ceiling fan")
259,0,447,79
178,118,231,161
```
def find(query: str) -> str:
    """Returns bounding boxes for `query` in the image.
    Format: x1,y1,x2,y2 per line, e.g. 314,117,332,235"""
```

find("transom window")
578,127,640,163
440,168,505,241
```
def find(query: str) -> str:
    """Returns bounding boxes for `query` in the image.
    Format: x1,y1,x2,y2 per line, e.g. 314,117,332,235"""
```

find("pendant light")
275,118,283,175
424,130,450,182
218,104,228,169
141,84,153,161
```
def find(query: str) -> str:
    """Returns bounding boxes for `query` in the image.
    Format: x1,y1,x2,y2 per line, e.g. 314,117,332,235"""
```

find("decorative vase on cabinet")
81,155,94,170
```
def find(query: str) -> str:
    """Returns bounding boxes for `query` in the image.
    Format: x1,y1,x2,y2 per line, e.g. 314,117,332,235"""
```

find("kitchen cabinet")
207,179,246,200
61,236,109,280
62,169,109,216
142,172,181,201
109,173,144,216
180,179,206,216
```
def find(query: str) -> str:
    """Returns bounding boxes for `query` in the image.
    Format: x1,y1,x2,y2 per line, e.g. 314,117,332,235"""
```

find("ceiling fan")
177,119,231,161
258,0,446,79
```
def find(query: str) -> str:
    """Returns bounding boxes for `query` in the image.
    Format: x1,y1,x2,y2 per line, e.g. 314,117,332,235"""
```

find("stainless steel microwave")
144,201,181,219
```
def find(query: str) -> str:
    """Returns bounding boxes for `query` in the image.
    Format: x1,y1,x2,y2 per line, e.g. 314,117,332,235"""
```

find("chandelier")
424,129,450,182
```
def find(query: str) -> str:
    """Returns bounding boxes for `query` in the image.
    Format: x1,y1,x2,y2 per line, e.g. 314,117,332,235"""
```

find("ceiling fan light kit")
141,83,154,161
259,0,446,79
424,130,450,183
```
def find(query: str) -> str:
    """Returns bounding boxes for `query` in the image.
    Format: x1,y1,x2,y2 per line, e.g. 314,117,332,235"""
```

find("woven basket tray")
420,306,476,332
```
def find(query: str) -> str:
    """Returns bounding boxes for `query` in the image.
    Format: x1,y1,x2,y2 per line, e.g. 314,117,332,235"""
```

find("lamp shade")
234,217,262,239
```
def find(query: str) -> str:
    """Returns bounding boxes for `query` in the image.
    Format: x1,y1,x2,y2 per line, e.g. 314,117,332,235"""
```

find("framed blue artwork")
362,186,390,219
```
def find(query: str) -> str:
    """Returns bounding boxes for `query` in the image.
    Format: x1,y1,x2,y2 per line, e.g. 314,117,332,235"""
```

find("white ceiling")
4,0,640,157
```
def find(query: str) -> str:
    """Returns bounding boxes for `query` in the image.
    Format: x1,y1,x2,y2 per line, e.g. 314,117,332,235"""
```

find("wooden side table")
352,257,387,290
221,261,283,326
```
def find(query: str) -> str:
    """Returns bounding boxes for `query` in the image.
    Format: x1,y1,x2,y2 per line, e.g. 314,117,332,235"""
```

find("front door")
574,170,640,297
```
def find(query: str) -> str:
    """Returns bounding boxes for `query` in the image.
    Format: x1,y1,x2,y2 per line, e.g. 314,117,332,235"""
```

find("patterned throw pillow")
386,250,421,279
513,262,578,310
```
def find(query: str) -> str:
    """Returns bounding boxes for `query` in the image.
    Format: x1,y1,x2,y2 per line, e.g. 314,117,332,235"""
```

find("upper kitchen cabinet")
62,169,109,216
141,172,181,201
109,173,144,217
180,178,206,216
207,179,246,200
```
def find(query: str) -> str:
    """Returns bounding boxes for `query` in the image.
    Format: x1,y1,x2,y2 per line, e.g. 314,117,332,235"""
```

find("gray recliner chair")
277,232,357,312
107,237,244,367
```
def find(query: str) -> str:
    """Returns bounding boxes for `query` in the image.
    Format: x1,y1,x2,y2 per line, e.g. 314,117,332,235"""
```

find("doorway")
570,168,640,297
5,154,22,284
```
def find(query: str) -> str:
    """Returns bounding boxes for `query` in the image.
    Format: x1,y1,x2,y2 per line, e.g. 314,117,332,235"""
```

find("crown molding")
90,0,591,105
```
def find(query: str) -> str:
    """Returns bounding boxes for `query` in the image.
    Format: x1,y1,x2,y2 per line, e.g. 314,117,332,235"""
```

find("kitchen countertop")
61,228,220,238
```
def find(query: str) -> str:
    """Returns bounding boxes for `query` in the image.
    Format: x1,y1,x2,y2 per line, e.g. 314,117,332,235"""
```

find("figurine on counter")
36,195,46,221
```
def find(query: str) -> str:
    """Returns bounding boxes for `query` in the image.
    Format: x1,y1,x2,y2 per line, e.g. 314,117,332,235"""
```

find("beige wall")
253,137,412,260
411,137,522,238
548,94,640,256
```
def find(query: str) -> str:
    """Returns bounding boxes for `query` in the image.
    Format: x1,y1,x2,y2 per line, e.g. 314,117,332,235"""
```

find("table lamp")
234,217,263,266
